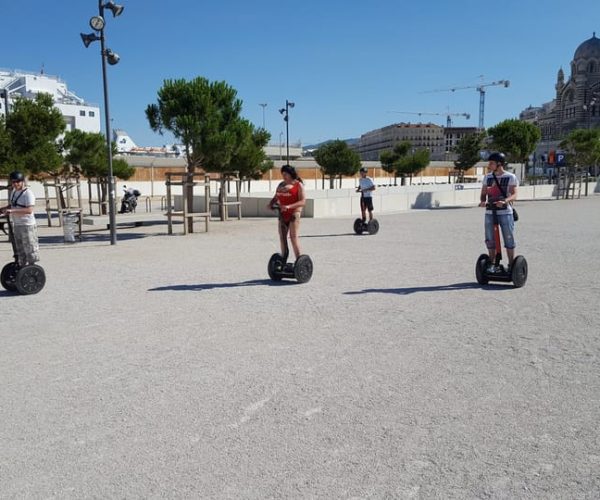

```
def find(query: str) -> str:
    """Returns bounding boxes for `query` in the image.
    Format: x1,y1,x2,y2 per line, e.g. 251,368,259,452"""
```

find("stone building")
519,33,600,153
356,122,446,161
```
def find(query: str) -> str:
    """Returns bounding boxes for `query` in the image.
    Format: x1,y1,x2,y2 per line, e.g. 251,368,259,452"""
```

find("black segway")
353,218,379,235
475,204,527,288
267,203,313,283
353,190,379,235
0,213,46,295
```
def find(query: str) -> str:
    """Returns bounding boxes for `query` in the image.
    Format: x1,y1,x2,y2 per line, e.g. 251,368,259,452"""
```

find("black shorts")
360,196,374,211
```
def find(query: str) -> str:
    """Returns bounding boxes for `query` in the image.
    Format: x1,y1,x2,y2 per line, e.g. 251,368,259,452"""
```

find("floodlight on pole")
80,0,125,245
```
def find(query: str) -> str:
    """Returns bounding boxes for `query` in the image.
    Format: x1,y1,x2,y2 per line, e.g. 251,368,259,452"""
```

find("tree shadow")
148,278,296,292
344,281,513,295
38,232,158,245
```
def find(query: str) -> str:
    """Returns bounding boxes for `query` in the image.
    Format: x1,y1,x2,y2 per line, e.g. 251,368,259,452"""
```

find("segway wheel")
268,253,284,281
1,262,19,291
294,255,313,284
475,254,490,285
511,255,528,288
367,219,379,235
353,218,364,235
15,264,46,295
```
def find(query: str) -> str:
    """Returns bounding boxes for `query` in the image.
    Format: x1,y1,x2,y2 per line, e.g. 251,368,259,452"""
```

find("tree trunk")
186,169,194,233
329,176,335,189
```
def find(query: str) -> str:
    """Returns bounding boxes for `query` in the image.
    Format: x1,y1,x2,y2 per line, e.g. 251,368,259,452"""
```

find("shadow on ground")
38,232,160,245
149,279,297,292
301,233,356,238
344,282,513,295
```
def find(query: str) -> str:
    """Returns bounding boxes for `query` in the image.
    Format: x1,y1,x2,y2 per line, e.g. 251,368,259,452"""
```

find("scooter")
475,203,527,288
119,187,141,214
267,202,313,283
0,213,46,295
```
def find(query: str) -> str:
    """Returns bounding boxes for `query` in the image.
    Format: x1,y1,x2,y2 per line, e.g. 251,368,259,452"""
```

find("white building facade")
0,68,100,133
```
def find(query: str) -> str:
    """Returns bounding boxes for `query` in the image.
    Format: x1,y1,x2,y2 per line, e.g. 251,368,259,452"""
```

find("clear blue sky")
1,0,597,146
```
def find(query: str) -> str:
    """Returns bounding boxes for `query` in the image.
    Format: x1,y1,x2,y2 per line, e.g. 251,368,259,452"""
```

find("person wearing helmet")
478,153,518,272
0,171,40,266
269,165,306,260
356,166,376,222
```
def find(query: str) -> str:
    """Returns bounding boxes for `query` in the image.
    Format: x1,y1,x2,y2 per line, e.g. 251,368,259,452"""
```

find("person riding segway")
267,165,313,283
476,153,527,288
0,171,46,295
354,167,379,235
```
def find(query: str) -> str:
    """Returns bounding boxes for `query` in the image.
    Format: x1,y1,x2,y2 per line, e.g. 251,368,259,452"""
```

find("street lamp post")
279,132,283,160
279,99,295,163
81,0,124,245
259,103,267,129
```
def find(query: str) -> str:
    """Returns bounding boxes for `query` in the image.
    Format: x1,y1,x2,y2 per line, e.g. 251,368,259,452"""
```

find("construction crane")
421,79,510,129
388,110,471,128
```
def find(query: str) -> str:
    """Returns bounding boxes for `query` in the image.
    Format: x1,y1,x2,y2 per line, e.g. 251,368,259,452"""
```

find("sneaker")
486,264,497,273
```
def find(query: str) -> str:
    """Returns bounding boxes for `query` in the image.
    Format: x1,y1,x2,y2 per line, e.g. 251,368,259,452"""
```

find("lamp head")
279,108,285,115
104,1,124,17
105,49,120,65
288,101,295,108
80,32,101,48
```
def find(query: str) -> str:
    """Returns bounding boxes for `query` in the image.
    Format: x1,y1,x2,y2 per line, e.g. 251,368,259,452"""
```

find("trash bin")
63,212,79,243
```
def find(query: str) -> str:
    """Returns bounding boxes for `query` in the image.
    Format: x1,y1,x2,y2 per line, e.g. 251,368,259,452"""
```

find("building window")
79,110,86,116
88,111,95,117
588,62,596,73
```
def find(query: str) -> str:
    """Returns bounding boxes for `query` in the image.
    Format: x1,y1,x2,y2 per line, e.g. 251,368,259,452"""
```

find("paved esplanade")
1,196,599,498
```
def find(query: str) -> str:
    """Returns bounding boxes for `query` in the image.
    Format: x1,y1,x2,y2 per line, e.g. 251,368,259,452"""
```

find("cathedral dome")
574,33,600,60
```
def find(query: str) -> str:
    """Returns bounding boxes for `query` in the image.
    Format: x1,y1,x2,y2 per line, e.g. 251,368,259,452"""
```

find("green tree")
63,129,134,214
1,93,65,177
0,119,14,176
63,129,134,180
314,139,362,188
487,119,541,181
379,141,411,185
146,77,254,172
397,148,430,185
230,124,272,190
559,128,600,173
146,77,260,230
453,132,486,182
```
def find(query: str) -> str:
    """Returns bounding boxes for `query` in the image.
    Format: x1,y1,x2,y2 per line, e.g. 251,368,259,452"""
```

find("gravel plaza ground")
1,195,599,498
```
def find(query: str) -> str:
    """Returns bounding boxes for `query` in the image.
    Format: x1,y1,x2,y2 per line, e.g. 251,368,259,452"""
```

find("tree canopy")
378,141,412,184
63,129,134,180
0,93,65,177
397,148,430,184
146,77,266,174
487,119,541,163
559,128,600,169
453,132,486,182
314,140,362,188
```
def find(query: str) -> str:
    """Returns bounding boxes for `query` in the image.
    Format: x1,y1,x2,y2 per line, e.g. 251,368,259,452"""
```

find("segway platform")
353,218,379,235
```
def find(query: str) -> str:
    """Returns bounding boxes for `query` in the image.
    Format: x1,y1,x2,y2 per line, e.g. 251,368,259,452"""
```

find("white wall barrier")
13,180,598,219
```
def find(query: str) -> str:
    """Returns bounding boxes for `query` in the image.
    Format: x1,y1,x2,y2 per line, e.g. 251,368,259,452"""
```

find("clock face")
90,16,105,31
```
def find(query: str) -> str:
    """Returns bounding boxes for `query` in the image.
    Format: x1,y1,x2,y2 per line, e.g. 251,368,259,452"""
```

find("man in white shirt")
0,171,39,266
478,153,518,272
357,167,376,222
